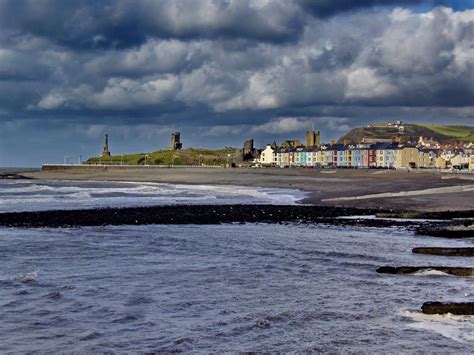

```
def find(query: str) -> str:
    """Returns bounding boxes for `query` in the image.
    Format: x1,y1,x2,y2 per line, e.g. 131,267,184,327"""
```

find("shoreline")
18,167,474,212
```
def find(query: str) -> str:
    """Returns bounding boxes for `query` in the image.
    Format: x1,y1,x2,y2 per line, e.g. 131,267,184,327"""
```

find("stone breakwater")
0,205,419,228
416,224,474,238
1,205,473,229
412,247,474,256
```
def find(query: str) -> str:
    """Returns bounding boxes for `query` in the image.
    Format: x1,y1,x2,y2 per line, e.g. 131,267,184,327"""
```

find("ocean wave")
19,270,38,283
401,309,474,343
413,269,452,277
0,180,306,212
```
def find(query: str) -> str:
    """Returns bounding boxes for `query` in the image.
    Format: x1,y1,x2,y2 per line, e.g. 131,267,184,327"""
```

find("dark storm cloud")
0,0,473,166
0,3,471,114
300,0,423,17
299,0,472,17
0,0,303,49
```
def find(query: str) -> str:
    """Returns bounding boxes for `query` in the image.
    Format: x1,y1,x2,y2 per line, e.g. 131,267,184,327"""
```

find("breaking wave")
413,269,452,277
401,309,474,343
0,179,306,212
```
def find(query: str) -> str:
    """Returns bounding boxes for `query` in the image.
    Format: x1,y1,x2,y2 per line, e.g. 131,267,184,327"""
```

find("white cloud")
37,92,67,109
251,117,312,134
251,116,352,136
345,67,397,100
204,125,246,136
6,4,472,125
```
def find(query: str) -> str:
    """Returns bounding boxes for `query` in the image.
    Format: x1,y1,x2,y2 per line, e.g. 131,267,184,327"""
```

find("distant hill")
339,123,474,144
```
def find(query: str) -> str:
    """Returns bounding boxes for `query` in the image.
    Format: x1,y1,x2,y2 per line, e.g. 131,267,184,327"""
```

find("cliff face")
339,124,473,144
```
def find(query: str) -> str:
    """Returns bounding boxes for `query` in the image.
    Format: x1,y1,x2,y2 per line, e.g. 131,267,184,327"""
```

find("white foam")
3,184,53,193
0,180,307,212
401,309,474,343
338,215,449,223
413,269,452,277
19,271,38,283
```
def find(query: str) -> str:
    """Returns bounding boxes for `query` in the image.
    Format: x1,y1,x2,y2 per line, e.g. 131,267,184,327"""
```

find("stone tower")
306,130,320,147
102,133,111,157
171,132,182,150
243,139,255,161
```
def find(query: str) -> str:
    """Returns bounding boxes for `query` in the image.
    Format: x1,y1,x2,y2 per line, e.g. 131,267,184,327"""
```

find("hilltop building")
171,132,182,150
102,133,111,157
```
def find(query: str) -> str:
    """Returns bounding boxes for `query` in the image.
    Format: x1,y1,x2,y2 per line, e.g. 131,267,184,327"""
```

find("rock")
255,318,271,328
422,302,474,315
45,291,62,299
376,266,474,277
412,247,474,257
416,224,474,238
0,173,31,180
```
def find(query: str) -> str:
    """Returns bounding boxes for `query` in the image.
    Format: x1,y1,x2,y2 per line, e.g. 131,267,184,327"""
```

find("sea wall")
42,164,222,172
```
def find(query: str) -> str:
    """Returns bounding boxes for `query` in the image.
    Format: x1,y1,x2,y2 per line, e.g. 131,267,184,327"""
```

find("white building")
450,154,469,169
258,144,277,166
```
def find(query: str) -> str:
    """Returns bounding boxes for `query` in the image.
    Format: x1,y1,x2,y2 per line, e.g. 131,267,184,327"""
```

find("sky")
0,0,473,166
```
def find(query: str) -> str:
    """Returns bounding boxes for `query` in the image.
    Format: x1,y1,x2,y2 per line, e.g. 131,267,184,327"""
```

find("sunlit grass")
86,148,239,165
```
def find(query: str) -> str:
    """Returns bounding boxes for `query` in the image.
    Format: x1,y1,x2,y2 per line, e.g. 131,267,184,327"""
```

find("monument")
102,133,111,157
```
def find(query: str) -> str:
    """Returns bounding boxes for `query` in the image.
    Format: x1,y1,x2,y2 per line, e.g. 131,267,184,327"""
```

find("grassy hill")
340,123,474,144
417,124,474,142
86,148,241,166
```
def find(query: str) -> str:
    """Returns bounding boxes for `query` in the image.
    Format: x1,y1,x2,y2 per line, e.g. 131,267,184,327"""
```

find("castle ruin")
171,132,182,150
243,139,256,161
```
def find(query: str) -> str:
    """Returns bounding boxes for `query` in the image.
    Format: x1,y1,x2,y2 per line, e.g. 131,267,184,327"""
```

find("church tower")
306,130,320,147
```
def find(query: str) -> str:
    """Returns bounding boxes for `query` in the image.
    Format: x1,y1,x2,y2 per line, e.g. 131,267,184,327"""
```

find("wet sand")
23,167,474,212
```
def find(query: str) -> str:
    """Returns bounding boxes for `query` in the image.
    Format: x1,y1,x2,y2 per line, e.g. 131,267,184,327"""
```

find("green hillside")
340,123,474,144
86,148,240,166
417,124,474,142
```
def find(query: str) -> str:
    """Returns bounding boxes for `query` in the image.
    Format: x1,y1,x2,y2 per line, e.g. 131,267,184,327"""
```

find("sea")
0,177,473,353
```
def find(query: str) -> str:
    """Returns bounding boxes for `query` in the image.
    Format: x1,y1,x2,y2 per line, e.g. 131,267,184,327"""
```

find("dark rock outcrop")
422,302,474,315
376,266,474,277
412,247,474,257
0,173,31,180
416,224,474,238
378,210,474,220
0,205,412,228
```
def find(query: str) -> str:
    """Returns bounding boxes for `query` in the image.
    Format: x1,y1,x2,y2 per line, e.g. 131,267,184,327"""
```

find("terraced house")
262,137,472,171
375,143,398,168
394,145,419,169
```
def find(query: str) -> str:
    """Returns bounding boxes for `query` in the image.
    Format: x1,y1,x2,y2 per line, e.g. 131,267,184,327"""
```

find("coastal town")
83,121,474,173
251,122,474,172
